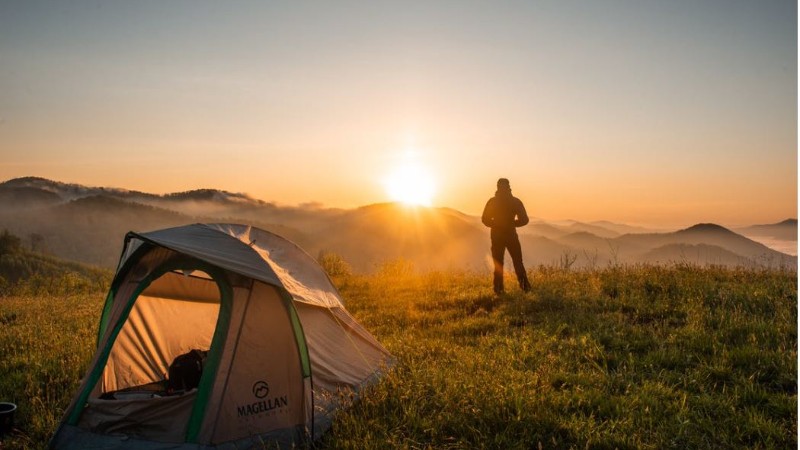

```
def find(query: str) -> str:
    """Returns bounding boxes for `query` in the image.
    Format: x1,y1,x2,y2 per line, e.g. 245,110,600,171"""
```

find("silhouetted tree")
0,229,22,255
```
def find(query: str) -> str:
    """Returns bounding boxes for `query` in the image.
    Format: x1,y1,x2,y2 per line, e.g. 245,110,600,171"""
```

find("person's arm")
481,199,494,227
514,199,529,227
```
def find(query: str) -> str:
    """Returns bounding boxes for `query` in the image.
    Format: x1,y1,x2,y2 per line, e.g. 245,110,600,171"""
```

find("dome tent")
51,223,393,449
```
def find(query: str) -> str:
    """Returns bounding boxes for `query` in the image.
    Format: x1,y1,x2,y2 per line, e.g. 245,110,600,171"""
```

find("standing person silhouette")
481,178,532,294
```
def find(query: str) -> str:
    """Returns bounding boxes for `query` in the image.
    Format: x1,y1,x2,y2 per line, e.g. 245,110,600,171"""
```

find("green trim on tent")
185,266,232,443
68,256,232,430
279,290,313,440
96,239,153,346
95,289,115,349
280,290,311,378
68,271,152,426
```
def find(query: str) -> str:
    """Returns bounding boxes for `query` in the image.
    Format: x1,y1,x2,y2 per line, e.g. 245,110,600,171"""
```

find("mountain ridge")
0,177,795,270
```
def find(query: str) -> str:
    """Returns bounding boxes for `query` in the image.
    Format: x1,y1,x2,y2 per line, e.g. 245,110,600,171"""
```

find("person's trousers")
491,232,531,293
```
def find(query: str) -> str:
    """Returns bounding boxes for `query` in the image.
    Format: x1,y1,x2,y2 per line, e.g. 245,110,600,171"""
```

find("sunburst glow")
384,163,436,206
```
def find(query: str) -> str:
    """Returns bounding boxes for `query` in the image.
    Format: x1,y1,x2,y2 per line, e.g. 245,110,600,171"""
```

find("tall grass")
0,264,795,449
0,293,102,448
322,264,796,449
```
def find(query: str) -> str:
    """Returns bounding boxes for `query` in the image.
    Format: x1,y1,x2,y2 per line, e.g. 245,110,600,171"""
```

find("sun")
384,163,436,206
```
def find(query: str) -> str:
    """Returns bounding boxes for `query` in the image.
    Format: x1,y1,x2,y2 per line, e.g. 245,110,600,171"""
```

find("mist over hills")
736,219,797,240
0,177,795,271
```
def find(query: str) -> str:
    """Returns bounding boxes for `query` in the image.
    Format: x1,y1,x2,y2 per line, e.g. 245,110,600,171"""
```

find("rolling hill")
638,243,753,266
734,219,797,256
0,229,111,294
310,203,488,271
0,177,795,271
737,219,797,241
610,223,793,266
0,185,62,210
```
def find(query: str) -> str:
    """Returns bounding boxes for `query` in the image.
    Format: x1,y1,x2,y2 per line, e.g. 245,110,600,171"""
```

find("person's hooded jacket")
481,186,529,236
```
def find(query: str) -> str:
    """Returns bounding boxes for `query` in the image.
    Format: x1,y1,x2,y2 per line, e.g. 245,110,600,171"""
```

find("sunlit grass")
0,293,103,448
323,265,797,449
0,264,795,449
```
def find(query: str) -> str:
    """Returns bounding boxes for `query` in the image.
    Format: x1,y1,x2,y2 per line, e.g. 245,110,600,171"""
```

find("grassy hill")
0,263,795,449
0,230,111,295
325,265,796,449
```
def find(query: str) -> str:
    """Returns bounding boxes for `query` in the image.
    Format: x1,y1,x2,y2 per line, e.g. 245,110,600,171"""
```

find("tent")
50,223,393,449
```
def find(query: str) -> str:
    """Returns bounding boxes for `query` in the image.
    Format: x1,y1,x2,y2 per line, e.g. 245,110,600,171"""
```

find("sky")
0,0,796,227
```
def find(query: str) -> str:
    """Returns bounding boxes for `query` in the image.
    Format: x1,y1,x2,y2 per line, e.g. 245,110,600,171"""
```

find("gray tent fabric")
51,224,393,449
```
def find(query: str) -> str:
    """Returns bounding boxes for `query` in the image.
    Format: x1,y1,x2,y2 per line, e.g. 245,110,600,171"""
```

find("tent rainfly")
50,223,393,449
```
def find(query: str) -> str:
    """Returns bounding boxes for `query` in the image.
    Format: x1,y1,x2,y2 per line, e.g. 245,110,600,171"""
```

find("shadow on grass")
494,288,584,334
465,294,499,315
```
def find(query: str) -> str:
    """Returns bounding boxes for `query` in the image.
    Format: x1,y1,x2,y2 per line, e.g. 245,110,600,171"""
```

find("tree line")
0,229,111,295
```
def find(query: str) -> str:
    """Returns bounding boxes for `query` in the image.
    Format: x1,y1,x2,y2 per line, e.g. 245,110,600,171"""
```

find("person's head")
497,178,511,191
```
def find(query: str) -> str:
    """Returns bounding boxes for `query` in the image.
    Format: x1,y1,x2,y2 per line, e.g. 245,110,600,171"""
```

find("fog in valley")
0,177,795,272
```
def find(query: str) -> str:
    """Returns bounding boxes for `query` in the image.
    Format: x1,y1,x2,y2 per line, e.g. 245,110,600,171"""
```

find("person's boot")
493,270,505,295
519,275,531,293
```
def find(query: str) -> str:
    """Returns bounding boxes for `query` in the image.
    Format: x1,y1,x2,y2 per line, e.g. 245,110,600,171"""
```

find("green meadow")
0,263,796,449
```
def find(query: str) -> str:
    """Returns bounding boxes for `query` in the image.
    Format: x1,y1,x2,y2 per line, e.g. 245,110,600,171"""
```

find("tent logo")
253,381,270,399
236,379,289,418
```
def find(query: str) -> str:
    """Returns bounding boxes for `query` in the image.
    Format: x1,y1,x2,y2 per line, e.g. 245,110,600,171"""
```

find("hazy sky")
0,1,796,227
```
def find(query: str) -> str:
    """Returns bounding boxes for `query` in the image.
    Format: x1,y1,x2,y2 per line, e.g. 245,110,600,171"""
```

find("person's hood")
495,187,513,197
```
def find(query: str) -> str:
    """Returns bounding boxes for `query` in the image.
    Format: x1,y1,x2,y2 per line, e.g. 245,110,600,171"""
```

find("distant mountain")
524,222,569,240
0,177,795,271
162,189,262,204
564,222,620,239
0,177,273,209
674,223,785,260
638,243,749,267
734,219,797,257
521,222,796,269
524,221,623,240
589,220,663,235
311,203,488,271
0,192,309,267
1,176,156,201
736,219,797,241
0,176,341,233
0,185,62,209
1,195,193,267
523,220,663,241
614,223,793,267
557,231,611,250
519,235,582,266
